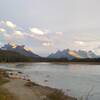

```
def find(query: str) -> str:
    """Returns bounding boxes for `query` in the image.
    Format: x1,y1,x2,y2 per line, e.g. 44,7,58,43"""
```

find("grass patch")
47,90,77,100
0,70,14,100
0,87,15,100
0,69,9,85
0,78,9,86
25,81,39,87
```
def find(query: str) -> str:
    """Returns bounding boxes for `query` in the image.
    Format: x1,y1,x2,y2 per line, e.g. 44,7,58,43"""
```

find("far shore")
0,61,100,65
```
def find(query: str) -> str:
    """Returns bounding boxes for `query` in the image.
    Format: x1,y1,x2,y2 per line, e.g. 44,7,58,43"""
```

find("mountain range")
48,49,98,60
0,43,99,61
1,43,40,58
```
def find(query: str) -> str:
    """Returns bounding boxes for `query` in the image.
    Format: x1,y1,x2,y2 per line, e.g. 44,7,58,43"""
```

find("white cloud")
30,27,45,35
42,42,52,47
75,41,85,46
31,34,50,41
14,31,24,36
28,30,50,42
5,21,16,29
0,28,6,33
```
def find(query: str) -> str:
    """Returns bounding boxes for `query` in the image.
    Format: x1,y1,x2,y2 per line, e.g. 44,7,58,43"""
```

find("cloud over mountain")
0,20,100,56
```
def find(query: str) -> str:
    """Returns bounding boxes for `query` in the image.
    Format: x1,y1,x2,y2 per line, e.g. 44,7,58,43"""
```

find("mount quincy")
0,43,100,62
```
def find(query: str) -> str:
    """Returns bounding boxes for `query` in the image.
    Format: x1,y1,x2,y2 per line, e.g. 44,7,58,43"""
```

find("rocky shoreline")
0,69,77,100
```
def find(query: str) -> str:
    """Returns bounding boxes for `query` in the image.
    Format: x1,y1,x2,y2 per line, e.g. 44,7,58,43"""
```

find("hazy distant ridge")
48,49,98,59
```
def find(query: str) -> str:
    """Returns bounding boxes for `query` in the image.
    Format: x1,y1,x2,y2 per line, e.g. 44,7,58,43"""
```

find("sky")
0,0,100,56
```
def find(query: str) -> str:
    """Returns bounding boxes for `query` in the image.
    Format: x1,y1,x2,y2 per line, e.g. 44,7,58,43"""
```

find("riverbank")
0,69,77,100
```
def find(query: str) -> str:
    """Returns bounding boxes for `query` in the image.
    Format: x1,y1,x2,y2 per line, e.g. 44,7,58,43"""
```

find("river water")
0,63,100,100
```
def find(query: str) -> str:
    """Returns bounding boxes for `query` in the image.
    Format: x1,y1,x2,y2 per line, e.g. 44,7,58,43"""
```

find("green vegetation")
47,90,77,100
47,90,65,100
0,50,33,62
0,70,15,100
0,78,9,86
0,70,9,85
0,87,15,100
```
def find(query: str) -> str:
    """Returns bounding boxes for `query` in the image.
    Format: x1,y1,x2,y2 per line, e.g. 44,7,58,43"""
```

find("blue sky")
0,0,100,56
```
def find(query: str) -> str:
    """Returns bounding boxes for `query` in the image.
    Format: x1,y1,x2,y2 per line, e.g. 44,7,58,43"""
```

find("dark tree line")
0,50,33,62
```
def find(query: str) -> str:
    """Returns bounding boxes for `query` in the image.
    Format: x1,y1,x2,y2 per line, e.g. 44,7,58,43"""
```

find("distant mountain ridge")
1,43,99,61
48,49,76,60
48,49,98,60
77,50,97,58
1,43,40,58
